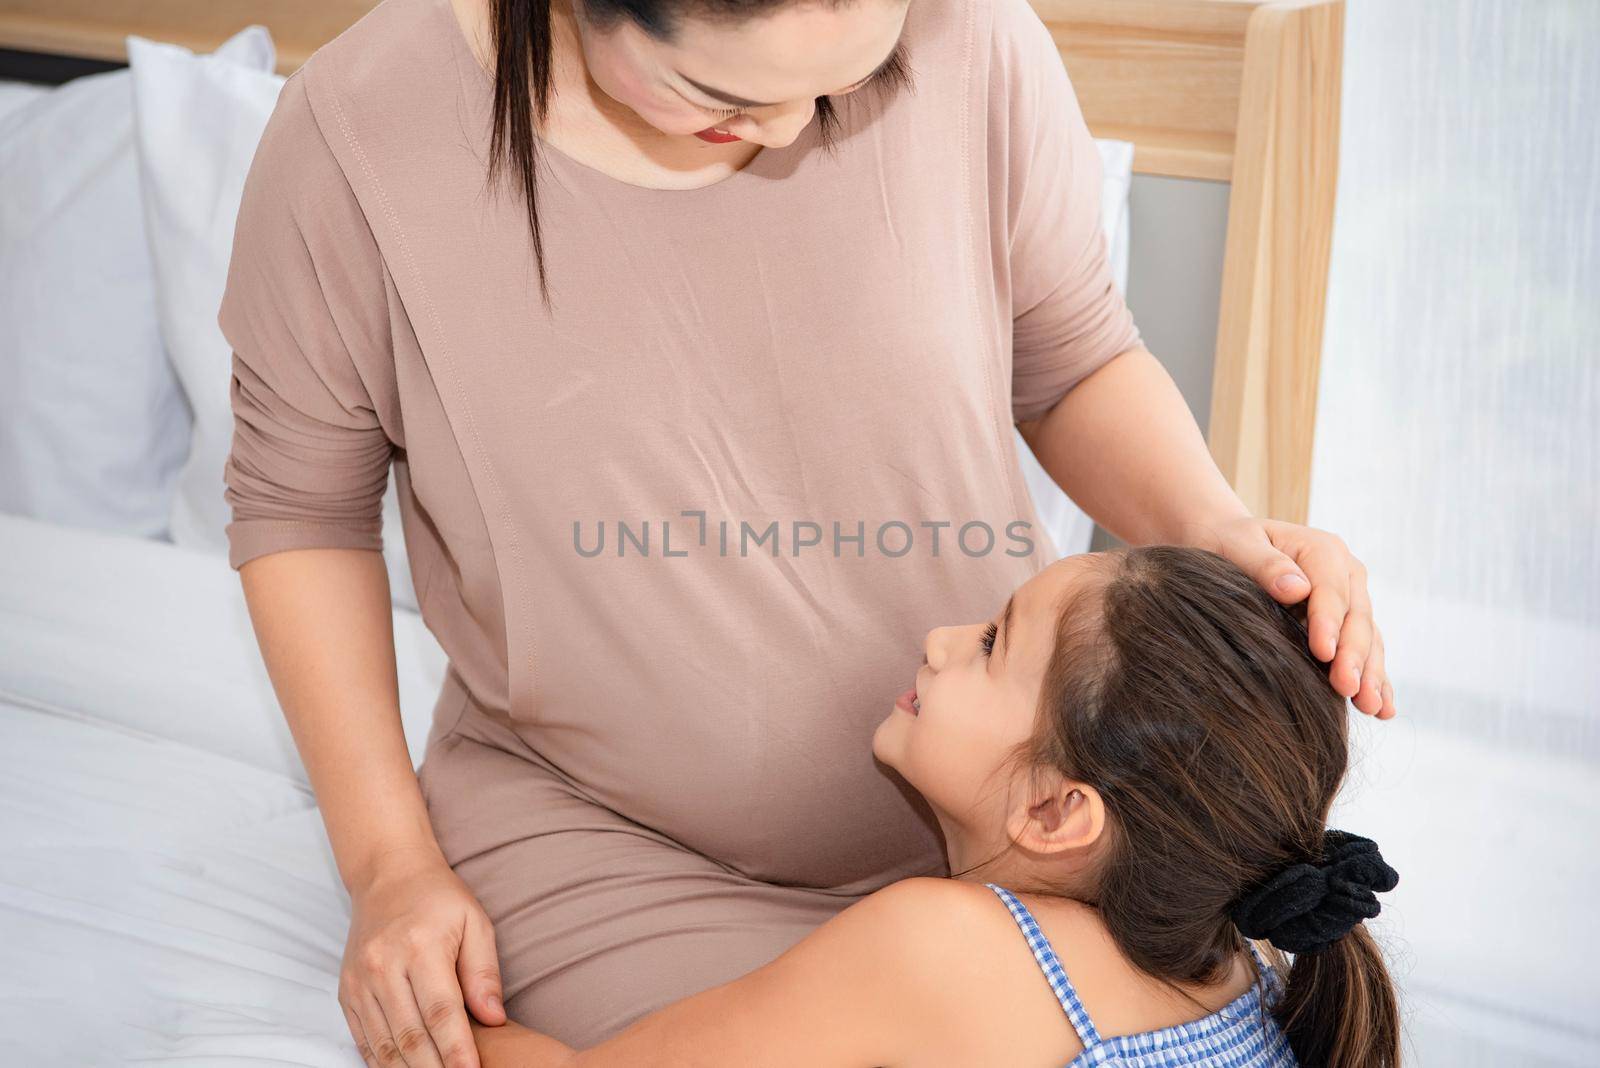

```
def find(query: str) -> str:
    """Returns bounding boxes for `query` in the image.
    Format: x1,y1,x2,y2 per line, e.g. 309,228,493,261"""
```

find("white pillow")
1095,137,1135,297
1014,137,1136,561
127,27,419,610
0,67,190,537
0,79,47,123
0,510,448,787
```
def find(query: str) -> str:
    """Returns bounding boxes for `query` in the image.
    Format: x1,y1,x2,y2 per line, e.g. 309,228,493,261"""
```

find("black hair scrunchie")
1229,830,1400,955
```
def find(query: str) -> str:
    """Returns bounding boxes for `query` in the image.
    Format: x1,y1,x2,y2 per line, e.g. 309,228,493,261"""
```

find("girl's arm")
469,1017,579,1066
469,877,959,1067
467,1016,579,1068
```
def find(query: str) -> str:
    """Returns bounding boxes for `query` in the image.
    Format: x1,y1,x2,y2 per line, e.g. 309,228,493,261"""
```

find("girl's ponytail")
1277,924,1400,1068
1230,830,1402,1068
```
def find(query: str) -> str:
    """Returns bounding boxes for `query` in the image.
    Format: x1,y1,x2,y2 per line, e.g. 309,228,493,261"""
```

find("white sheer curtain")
1313,2,1599,1064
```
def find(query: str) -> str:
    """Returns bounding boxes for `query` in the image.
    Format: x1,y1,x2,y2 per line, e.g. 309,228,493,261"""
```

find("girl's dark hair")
960,545,1400,1068
484,0,914,309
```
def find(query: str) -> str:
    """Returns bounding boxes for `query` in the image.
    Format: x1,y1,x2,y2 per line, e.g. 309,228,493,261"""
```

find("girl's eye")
703,103,743,118
979,622,998,659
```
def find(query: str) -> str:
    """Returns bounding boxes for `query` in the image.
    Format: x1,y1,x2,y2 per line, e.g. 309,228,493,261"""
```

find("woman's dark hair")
484,0,914,308
959,544,1401,1068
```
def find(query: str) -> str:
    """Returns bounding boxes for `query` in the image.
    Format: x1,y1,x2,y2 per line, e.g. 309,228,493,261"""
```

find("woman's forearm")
238,547,445,893
1016,345,1252,547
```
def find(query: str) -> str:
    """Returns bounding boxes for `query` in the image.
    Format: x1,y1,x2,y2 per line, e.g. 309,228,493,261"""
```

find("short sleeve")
218,71,397,571
992,0,1143,424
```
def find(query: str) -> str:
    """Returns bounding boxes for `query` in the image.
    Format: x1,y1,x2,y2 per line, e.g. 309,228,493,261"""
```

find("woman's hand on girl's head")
1192,516,1396,719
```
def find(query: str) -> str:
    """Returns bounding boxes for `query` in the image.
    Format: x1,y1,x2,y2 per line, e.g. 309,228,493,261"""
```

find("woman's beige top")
220,0,1139,900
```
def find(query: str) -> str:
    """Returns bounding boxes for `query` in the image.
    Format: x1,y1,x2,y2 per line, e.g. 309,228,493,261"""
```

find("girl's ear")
1008,778,1106,856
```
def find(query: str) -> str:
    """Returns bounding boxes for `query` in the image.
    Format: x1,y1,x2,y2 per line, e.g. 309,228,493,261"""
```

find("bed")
0,512,450,1065
0,1,1356,1064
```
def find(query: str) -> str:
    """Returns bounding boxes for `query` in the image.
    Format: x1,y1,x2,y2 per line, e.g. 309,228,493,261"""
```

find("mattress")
0,512,446,1065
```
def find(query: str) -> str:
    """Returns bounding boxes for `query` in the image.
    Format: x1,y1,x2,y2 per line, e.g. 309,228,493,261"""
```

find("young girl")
468,545,1401,1067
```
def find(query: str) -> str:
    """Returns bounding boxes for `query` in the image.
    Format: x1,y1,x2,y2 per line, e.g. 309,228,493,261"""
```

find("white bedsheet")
0,512,445,1065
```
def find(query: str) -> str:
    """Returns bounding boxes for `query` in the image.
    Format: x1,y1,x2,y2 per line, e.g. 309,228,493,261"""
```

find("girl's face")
571,0,911,147
873,555,1098,837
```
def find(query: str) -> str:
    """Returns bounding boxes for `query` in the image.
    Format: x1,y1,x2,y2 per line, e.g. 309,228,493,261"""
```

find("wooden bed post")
1208,0,1345,526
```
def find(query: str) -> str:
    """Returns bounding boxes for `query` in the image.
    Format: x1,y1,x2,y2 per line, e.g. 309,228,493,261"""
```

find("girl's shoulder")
879,875,1101,934
875,879,1264,1064
934,881,1269,1055
879,875,1105,946
860,878,1094,1065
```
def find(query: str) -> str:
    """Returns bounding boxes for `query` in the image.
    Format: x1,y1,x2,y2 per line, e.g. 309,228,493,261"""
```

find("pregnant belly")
507,654,951,892
497,481,1042,890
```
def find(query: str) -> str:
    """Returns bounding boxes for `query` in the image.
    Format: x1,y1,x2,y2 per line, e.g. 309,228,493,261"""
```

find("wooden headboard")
1046,0,1344,528
0,0,1343,526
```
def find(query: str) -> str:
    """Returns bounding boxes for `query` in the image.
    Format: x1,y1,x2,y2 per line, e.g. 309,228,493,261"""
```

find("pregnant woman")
218,0,1396,1063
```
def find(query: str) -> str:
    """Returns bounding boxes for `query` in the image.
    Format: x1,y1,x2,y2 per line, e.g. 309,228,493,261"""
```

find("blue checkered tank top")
984,883,1298,1067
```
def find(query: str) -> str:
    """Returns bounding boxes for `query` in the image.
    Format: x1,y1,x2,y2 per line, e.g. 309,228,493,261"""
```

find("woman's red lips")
692,126,742,143
895,687,919,715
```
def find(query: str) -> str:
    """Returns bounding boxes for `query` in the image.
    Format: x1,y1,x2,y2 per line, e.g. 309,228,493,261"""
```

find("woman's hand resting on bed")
1183,515,1397,719
340,845,509,1068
